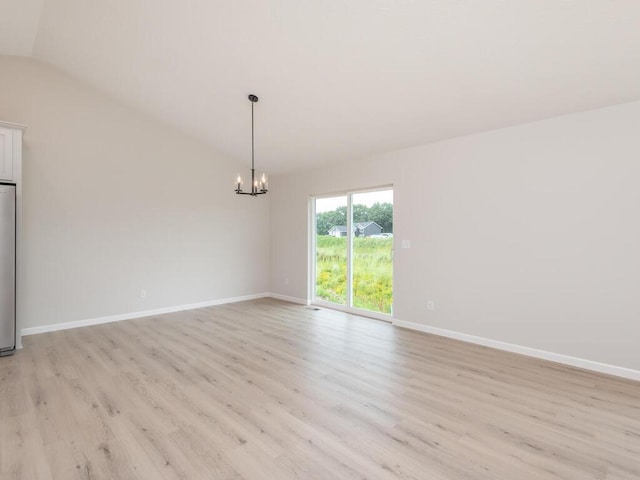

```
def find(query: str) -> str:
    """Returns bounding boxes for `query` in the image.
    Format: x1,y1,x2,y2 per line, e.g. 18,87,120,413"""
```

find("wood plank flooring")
1,298,639,479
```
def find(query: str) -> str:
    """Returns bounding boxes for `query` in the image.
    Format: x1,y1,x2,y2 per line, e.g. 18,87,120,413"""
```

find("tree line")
316,203,393,235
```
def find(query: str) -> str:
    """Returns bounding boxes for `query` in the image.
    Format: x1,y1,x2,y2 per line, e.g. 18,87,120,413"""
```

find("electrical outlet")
427,300,434,311
140,289,147,299
284,278,289,285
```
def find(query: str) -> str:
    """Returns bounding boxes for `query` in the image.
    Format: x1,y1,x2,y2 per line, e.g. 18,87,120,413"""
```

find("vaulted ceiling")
3,0,640,174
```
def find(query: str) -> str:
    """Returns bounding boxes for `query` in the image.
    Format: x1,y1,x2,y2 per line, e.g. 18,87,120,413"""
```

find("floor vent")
305,307,321,311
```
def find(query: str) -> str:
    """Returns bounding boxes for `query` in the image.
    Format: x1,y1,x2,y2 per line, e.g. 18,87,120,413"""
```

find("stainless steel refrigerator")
0,183,15,356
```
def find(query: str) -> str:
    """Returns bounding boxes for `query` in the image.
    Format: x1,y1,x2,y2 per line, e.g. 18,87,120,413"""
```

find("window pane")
351,190,393,314
315,196,348,305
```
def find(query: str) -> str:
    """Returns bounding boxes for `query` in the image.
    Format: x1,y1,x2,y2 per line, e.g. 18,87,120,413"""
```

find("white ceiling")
3,1,640,174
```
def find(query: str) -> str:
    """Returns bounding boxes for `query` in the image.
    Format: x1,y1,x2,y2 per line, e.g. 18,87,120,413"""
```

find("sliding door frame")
310,185,393,322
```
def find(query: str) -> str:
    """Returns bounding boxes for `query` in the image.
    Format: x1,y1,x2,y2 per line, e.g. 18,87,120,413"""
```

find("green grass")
315,235,393,314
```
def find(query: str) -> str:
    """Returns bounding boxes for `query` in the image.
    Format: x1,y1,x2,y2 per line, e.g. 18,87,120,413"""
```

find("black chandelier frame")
235,94,268,196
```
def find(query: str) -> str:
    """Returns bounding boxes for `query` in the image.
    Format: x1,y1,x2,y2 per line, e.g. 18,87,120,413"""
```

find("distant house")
354,221,383,237
328,225,348,237
328,222,383,237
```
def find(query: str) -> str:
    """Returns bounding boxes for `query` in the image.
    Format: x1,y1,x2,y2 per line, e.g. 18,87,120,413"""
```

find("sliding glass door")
314,196,348,305
350,190,393,314
313,188,393,317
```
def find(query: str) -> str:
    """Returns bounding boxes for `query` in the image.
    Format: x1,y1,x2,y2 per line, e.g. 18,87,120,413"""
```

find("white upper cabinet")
0,123,25,182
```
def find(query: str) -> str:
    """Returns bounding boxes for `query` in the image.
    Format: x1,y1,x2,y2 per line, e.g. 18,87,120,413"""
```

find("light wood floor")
1,299,639,479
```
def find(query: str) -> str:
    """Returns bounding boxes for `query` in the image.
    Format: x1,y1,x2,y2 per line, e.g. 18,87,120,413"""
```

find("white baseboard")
21,292,271,337
392,319,640,382
268,292,310,305
23,295,636,383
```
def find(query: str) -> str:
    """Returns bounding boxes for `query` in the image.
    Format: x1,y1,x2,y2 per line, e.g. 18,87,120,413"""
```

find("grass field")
315,235,393,314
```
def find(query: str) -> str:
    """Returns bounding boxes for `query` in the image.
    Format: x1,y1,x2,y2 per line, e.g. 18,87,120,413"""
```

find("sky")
315,189,393,213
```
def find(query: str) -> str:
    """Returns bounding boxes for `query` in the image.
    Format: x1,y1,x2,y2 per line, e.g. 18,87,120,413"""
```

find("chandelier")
235,94,268,196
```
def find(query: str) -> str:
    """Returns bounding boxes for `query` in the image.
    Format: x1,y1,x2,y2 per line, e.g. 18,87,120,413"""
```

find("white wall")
2,54,638,374
0,56,269,332
270,101,640,372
